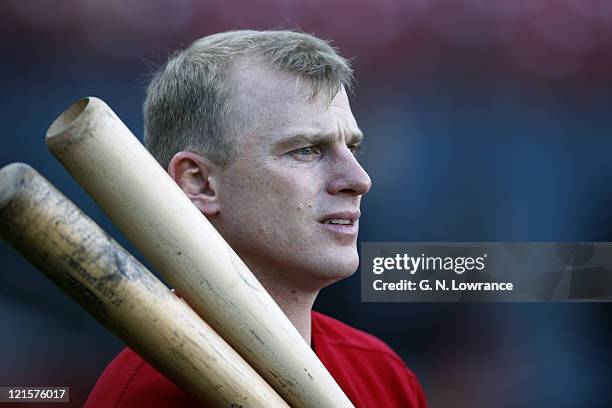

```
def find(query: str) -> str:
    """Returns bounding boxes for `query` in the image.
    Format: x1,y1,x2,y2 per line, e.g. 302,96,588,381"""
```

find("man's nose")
326,147,372,196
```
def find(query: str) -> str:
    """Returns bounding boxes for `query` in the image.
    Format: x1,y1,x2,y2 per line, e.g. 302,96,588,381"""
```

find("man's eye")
294,146,317,156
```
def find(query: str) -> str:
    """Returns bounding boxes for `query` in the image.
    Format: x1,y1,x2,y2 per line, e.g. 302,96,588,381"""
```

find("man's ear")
168,151,220,216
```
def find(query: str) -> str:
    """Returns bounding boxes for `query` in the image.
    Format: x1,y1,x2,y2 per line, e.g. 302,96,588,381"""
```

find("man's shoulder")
84,348,198,408
312,311,407,367
312,311,427,407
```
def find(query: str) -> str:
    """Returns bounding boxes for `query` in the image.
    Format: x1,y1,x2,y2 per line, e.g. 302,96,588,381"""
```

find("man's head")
144,30,371,291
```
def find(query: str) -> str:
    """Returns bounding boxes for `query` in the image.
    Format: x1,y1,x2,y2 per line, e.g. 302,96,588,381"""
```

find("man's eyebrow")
275,130,364,150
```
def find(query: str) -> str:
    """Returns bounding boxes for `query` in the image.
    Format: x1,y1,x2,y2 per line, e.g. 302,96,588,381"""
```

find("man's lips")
318,211,361,240
318,211,361,226
319,215,359,241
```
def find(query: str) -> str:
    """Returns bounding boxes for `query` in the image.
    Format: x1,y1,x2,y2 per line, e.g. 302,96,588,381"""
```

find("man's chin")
316,253,359,281
314,267,357,289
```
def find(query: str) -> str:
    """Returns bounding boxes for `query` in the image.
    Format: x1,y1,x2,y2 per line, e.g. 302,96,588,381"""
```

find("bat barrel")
0,162,290,408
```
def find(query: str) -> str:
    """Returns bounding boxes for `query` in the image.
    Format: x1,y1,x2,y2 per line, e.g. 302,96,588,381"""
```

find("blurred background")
1,0,612,406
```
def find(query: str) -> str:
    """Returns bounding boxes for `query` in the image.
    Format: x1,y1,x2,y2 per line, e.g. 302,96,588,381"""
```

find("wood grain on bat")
0,162,289,408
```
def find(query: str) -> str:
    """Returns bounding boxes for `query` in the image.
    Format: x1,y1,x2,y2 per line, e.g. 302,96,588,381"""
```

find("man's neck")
249,267,320,346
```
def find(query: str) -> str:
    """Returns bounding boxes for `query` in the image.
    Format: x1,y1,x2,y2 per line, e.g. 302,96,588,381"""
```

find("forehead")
229,59,360,146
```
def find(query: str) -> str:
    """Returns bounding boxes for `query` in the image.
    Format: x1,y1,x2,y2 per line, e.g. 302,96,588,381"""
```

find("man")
85,30,426,407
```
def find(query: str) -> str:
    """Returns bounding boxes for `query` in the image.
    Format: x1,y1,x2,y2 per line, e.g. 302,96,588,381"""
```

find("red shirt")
85,311,427,408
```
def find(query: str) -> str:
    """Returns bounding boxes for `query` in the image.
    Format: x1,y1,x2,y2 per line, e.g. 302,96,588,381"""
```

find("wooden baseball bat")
46,97,354,408
0,162,290,408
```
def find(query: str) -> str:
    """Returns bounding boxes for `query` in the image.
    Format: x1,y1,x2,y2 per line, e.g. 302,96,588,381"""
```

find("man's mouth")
319,211,360,231
319,212,360,240
319,211,359,223
323,219,353,225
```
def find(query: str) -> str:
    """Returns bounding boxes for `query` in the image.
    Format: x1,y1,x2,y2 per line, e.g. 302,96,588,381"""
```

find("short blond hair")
143,30,353,169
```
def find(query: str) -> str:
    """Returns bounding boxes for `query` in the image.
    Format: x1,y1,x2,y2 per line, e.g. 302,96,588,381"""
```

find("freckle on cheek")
308,204,312,208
